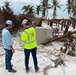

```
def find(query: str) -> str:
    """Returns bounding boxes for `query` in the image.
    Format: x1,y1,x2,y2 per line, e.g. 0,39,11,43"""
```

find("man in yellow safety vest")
21,19,39,73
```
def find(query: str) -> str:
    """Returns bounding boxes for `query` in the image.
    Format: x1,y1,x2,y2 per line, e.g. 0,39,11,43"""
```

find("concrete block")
35,27,53,44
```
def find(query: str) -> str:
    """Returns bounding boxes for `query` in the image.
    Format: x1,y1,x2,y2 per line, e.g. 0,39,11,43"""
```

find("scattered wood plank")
40,17,72,26
41,33,67,45
41,30,76,45
43,64,52,75
70,17,76,21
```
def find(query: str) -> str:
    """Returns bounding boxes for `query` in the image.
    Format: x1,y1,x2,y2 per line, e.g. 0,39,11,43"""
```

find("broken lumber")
41,30,76,45
70,17,76,21
41,33,67,45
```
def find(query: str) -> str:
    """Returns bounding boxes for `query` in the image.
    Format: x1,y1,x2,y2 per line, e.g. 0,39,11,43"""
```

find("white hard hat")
21,19,28,25
5,20,13,25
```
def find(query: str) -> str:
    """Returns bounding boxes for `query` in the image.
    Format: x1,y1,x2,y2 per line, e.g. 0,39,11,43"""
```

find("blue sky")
0,0,69,18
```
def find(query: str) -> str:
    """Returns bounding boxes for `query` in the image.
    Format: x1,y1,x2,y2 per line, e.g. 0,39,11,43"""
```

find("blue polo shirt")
2,28,13,50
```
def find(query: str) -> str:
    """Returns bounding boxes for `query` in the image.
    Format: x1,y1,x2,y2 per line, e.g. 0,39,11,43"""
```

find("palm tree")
51,0,61,18
65,0,76,17
3,1,13,14
65,0,72,16
71,0,76,17
41,0,51,17
66,0,76,16
4,1,10,9
0,1,14,30
36,5,41,16
71,3,76,16
22,5,35,16
74,0,76,17
36,0,51,18
2,1,14,21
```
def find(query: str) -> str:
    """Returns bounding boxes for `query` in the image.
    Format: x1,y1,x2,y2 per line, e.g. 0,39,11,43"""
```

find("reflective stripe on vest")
24,31,36,44
21,39,26,43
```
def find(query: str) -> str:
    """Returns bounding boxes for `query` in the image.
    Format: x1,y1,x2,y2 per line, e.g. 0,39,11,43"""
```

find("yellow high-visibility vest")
21,27,37,49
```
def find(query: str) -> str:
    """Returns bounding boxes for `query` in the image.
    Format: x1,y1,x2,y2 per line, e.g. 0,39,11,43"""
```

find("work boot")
26,69,29,73
26,67,29,73
35,67,39,72
8,69,16,73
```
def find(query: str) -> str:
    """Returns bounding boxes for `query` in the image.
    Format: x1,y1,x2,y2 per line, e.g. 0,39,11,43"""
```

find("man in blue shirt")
2,20,16,73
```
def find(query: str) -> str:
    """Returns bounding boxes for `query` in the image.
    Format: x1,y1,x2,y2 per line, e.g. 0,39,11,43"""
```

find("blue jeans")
4,48,13,70
24,47,38,70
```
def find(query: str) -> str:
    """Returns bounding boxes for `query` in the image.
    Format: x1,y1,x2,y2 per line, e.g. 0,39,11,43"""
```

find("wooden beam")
41,30,76,45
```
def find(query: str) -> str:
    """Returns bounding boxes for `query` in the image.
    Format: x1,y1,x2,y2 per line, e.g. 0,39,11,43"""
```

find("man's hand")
9,45,15,53
12,48,15,53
